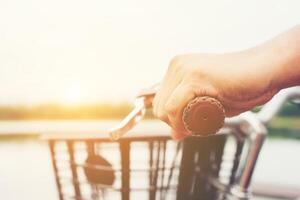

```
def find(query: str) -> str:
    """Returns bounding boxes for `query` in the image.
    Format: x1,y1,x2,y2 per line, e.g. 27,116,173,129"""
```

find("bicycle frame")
223,86,300,199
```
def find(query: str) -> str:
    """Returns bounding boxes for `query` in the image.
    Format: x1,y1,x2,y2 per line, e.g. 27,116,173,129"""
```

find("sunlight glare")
60,84,85,105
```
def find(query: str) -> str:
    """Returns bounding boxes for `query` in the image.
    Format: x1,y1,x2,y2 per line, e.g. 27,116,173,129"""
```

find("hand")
153,51,279,140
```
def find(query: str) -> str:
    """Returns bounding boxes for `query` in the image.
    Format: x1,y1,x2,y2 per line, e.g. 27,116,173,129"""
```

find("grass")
268,116,300,139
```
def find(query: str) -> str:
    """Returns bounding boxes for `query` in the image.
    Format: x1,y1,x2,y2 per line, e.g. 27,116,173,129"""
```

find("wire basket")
46,127,249,200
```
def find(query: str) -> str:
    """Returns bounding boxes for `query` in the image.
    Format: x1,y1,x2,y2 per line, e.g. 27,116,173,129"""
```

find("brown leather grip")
182,96,225,136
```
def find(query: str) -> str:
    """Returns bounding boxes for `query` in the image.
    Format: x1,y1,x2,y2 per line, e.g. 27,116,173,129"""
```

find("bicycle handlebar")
138,86,300,136
137,85,225,136
256,86,300,124
182,96,225,136
110,86,299,140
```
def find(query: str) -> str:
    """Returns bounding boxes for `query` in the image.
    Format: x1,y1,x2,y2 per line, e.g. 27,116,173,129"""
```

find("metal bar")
149,141,154,200
43,134,171,142
152,141,161,200
49,140,64,200
257,86,300,124
120,140,130,200
160,141,167,200
176,138,199,200
229,139,244,185
164,142,181,199
85,141,99,200
67,141,82,198
231,113,267,199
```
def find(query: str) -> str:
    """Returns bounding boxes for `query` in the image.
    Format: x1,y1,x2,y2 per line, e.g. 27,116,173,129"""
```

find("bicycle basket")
46,125,252,200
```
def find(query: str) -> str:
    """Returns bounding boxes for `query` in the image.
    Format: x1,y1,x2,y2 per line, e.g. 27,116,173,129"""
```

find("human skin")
152,25,300,140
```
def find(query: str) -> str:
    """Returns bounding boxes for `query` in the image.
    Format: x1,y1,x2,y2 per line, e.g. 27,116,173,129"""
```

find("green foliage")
268,116,300,139
252,102,300,116
277,102,300,116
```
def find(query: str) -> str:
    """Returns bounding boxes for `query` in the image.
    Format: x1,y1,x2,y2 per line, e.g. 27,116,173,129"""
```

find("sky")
0,0,299,105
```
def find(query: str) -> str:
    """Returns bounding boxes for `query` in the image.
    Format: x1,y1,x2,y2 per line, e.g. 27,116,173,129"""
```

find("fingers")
153,75,220,139
154,83,195,137
171,130,187,140
153,55,220,140
155,81,218,139
153,58,182,124
153,65,193,138
164,84,196,135
165,82,218,135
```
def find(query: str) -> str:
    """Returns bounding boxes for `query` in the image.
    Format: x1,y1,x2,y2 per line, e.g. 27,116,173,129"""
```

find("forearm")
263,25,300,90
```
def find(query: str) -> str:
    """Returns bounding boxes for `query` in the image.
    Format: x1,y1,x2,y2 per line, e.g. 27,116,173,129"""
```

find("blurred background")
0,0,300,199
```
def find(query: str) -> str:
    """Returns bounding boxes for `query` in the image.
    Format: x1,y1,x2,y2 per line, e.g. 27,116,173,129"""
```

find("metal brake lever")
109,85,157,140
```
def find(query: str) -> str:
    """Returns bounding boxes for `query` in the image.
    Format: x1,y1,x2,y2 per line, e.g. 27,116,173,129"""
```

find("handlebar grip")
182,96,225,136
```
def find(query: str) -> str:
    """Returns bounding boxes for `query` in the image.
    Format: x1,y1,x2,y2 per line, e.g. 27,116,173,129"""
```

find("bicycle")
43,86,300,200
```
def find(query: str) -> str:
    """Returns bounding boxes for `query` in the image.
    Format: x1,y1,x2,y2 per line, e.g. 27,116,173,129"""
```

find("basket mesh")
48,133,243,200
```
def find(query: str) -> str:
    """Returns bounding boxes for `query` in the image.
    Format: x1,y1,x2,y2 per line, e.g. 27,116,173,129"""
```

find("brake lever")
109,85,157,141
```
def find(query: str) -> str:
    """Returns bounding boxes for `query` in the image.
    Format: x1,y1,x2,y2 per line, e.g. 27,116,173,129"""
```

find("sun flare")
60,84,84,105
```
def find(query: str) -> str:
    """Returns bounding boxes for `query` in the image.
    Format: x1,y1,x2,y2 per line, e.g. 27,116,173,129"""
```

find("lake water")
0,120,299,200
